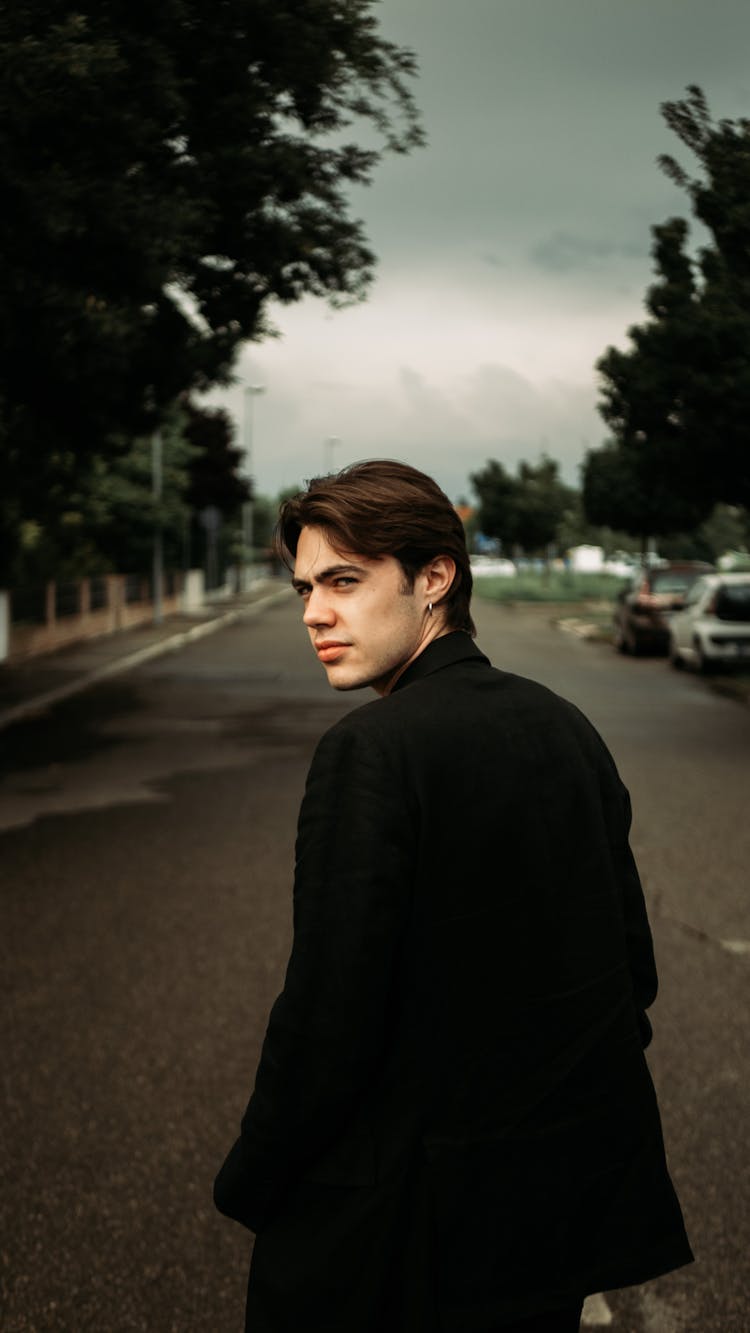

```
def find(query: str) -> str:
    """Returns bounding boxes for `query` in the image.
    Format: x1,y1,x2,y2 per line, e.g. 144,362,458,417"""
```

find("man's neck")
377,623,453,696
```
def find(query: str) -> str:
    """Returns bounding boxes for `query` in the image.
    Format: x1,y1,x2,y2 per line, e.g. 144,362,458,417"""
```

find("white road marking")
581,1292,613,1326
556,617,602,640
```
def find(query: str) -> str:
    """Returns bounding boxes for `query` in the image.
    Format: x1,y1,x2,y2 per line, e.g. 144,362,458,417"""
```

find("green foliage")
252,484,303,552
585,87,750,538
659,86,750,297
657,503,750,562
556,495,640,557
470,459,516,547
67,407,197,575
252,495,280,553
4,396,261,584
0,1,423,578
471,455,575,555
511,457,577,553
698,503,749,560
184,402,249,517
473,571,626,604
582,432,705,544
6,405,199,583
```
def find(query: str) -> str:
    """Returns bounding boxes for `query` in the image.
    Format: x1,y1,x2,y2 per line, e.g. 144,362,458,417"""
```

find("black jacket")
215,633,692,1332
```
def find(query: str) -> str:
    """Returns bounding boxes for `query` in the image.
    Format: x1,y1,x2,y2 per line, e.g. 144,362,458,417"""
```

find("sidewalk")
0,579,292,732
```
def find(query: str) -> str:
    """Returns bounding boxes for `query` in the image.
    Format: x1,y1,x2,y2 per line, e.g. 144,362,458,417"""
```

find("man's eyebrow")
291,562,369,590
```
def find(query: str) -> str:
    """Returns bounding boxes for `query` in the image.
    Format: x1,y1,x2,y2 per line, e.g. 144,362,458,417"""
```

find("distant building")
567,544,604,573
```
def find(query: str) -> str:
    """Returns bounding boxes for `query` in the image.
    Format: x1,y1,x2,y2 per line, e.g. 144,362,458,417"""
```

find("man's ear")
421,555,456,604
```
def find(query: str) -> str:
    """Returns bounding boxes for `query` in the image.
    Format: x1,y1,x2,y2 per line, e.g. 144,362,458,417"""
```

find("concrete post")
182,569,205,612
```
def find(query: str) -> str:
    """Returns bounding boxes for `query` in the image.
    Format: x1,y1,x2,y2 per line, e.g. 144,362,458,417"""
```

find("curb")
555,616,750,705
0,587,292,733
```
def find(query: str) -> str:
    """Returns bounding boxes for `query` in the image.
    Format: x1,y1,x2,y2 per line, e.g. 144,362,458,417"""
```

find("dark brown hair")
275,459,475,636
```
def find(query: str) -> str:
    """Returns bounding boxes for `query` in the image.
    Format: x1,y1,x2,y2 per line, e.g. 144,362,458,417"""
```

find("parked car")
668,573,750,672
603,552,639,578
613,561,715,655
469,556,516,577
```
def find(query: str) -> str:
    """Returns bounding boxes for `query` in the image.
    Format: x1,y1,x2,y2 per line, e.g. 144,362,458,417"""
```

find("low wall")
1,571,205,663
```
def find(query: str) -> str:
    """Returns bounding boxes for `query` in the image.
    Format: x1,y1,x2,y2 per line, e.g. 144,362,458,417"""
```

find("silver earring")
428,602,433,614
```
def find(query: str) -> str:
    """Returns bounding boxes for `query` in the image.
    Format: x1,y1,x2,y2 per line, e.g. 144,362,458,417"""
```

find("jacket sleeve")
576,704,659,1049
611,778,658,1049
213,716,415,1232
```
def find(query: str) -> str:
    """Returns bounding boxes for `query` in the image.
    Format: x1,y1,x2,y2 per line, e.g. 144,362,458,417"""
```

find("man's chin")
322,664,371,692
328,674,370,692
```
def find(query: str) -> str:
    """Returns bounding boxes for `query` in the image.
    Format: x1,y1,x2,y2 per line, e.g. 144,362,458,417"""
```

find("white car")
603,554,639,579
469,556,517,578
668,574,750,672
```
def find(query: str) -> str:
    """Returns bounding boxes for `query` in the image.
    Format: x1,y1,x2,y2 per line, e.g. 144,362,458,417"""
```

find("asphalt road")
2,596,748,1332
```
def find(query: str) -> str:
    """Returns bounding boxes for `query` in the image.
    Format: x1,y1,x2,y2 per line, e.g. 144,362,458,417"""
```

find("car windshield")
714,584,750,622
650,572,699,594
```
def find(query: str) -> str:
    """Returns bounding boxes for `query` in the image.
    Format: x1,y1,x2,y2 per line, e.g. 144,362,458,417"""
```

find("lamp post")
324,435,341,475
242,383,266,589
152,429,163,624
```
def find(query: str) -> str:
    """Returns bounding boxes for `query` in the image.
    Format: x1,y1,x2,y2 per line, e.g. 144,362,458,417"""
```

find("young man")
214,460,692,1333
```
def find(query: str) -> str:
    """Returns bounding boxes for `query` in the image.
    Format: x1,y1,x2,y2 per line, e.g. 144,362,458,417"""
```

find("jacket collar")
390,631,489,693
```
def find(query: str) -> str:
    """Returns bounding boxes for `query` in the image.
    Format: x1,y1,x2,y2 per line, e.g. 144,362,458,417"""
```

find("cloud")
529,232,646,274
203,0,750,506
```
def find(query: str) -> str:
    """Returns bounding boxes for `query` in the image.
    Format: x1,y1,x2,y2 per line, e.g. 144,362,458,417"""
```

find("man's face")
292,525,433,693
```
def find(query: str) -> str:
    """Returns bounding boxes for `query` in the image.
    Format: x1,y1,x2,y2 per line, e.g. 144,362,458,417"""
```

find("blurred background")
2,3,749,1330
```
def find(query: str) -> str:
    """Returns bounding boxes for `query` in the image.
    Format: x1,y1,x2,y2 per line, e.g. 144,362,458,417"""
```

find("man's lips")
315,641,350,663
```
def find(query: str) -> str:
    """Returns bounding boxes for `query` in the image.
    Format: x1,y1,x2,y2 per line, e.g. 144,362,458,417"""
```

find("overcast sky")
205,0,750,504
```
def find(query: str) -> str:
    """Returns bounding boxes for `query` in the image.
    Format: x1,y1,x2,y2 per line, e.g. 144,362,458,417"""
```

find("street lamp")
152,429,163,624
242,383,266,589
324,435,341,475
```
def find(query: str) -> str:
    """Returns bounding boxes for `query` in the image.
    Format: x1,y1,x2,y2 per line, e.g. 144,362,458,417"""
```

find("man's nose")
302,587,336,627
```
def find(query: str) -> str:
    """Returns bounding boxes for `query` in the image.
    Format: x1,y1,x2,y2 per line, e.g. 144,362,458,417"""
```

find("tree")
184,402,249,518
586,87,750,536
697,503,749,562
471,455,574,557
8,401,250,583
183,400,251,578
555,493,640,559
659,85,750,298
59,407,197,577
582,438,704,548
509,457,576,555
253,484,302,553
0,2,423,578
470,460,516,550
658,88,750,509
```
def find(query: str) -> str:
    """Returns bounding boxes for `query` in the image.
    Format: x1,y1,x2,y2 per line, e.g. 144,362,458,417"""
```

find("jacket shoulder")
314,656,617,778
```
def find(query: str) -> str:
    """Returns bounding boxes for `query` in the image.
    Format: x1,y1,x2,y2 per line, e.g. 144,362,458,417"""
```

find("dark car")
613,561,715,655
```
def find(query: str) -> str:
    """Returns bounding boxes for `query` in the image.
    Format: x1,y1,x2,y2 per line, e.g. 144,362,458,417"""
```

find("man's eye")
334,577,357,588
